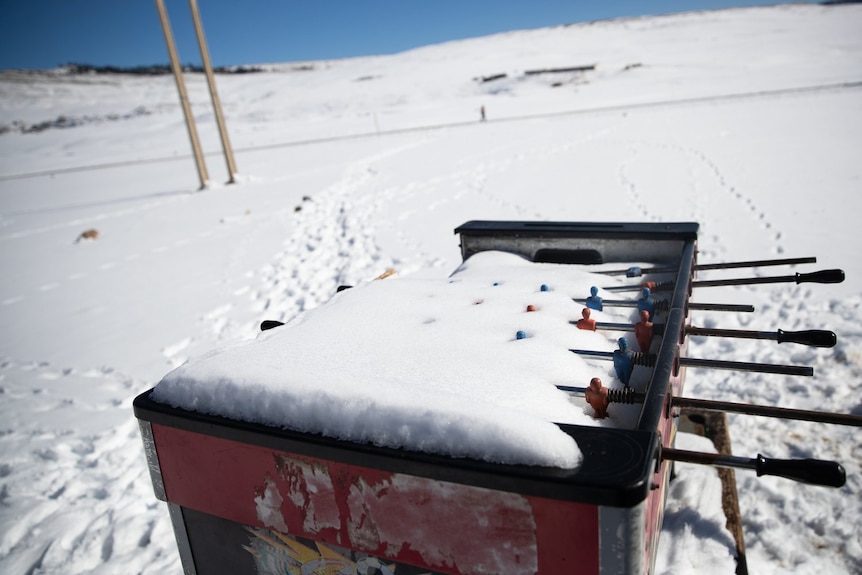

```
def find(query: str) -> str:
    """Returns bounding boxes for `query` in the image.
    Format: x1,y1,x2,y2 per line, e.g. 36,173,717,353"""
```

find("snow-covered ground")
1,3,861,574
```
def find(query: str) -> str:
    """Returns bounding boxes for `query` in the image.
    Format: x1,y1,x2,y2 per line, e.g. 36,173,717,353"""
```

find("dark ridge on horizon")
61,63,265,76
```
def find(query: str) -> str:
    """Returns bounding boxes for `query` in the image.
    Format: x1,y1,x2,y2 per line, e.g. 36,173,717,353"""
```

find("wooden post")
188,0,238,183
155,0,209,190
678,409,749,575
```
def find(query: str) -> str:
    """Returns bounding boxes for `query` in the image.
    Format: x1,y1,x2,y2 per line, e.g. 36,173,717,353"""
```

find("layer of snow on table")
153,251,638,468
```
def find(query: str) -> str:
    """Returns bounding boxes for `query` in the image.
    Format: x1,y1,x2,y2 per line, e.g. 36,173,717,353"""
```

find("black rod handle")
683,326,836,347
776,329,837,348
755,454,846,488
692,268,845,288
795,269,845,284
662,448,846,488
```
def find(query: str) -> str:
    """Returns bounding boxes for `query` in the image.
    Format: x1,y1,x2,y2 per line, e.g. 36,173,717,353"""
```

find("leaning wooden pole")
155,0,209,190
188,0,238,183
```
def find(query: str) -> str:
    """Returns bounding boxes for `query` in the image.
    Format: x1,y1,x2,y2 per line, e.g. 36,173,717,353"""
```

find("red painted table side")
152,423,601,575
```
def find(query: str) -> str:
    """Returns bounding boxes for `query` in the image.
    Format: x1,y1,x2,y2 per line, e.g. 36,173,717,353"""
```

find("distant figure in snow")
585,377,609,419
576,307,596,331
634,309,654,352
613,337,635,387
480,105,486,122
637,287,655,319
586,286,603,311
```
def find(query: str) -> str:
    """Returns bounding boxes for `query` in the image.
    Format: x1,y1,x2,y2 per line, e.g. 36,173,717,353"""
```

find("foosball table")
135,220,853,575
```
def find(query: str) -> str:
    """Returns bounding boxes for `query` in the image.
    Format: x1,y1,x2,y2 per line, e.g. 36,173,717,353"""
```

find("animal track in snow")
616,143,656,221
683,146,786,253
605,135,787,255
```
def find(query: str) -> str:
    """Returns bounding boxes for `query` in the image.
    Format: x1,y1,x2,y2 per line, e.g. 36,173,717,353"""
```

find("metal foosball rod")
676,326,836,347
598,256,818,277
573,296,755,314
556,384,862,427
558,380,851,487
570,346,814,377
604,268,845,292
661,448,846,488
583,320,837,348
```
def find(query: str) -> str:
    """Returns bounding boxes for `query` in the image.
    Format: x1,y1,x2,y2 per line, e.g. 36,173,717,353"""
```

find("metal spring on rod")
607,387,639,405
631,351,657,368
650,280,675,292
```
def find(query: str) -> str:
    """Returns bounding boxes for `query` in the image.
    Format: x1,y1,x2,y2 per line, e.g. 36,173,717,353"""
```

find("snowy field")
1,3,861,574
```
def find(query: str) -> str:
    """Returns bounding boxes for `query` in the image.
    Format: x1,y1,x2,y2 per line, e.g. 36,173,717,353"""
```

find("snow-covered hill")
1,4,861,574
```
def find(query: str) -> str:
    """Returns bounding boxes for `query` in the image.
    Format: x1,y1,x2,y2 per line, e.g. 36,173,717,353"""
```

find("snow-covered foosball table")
135,220,847,575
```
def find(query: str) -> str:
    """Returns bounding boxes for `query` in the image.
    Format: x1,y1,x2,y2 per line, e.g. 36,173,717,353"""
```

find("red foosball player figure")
585,377,610,419
634,309,654,352
576,307,596,331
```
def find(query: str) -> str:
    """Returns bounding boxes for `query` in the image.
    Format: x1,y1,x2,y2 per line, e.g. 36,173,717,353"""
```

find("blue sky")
1,1,813,70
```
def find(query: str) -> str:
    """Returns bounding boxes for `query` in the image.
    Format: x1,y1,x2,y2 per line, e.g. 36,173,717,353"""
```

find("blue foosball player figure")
613,337,635,387
637,287,655,319
586,286,603,311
